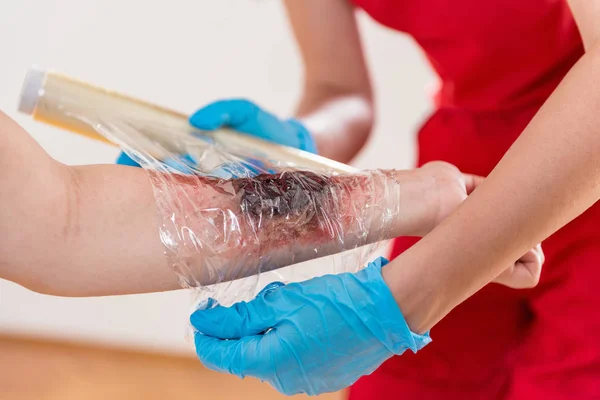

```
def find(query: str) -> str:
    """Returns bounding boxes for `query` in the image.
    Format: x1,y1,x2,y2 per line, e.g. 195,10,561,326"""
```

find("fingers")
194,331,264,377
190,285,283,339
493,244,544,289
115,151,141,167
463,173,485,195
493,264,534,289
257,281,286,295
189,99,259,130
163,154,199,174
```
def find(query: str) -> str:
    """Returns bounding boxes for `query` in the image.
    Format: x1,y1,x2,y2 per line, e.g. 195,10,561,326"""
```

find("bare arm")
386,0,600,334
284,0,374,163
0,112,461,297
0,111,176,296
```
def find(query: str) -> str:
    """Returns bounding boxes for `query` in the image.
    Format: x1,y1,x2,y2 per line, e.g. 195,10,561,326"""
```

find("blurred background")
0,0,435,398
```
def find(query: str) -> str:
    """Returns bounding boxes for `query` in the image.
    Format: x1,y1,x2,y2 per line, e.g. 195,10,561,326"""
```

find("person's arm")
385,0,600,334
0,111,176,296
183,1,370,164
0,111,471,297
283,0,374,163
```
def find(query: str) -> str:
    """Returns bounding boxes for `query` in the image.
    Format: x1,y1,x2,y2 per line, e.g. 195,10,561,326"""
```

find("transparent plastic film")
19,68,404,306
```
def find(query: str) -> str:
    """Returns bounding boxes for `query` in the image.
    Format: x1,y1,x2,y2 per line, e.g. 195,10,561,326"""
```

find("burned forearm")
151,168,437,287
5,152,438,296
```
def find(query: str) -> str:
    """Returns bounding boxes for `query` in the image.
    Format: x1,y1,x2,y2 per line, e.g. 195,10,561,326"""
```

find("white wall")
0,0,435,355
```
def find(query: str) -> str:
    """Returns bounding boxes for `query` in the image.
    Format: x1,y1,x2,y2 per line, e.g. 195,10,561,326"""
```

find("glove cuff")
356,257,432,355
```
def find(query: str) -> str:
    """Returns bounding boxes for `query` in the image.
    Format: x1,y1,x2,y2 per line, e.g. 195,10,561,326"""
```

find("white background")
0,0,435,355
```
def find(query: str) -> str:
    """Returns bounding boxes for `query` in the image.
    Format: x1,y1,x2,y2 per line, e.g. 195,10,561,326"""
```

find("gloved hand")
190,257,431,396
116,98,316,168
189,99,317,154
116,152,200,174
116,151,142,167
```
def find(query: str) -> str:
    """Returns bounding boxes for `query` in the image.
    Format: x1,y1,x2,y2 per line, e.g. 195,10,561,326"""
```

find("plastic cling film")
148,168,403,305
18,68,404,306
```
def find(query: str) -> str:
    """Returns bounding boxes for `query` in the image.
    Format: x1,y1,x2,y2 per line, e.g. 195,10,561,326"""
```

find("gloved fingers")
195,297,219,311
194,332,266,377
163,154,199,174
371,256,389,269
209,159,269,179
189,99,260,131
188,99,313,152
190,288,282,339
116,151,141,167
257,281,286,296
189,99,293,146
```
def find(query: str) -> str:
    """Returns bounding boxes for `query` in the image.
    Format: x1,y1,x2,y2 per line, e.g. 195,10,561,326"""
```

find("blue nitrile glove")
116,149,267,178
116,151,142,167
116,151,198,174
189,99,317,154
190,257,431,396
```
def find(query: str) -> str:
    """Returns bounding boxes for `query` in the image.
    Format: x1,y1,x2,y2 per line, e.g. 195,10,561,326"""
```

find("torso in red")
354,0,582,111
347,1,600,399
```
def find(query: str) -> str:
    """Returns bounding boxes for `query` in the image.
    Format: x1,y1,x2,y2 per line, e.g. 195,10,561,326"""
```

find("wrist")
359,257,432,351
381,248,442,335
385,169,440,237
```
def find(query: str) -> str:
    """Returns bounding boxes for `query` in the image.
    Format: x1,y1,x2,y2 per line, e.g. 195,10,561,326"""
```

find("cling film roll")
18,67,403,306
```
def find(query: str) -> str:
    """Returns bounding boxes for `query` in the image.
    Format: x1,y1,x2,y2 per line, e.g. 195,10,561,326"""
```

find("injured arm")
0,111,452,297
152,168,438,288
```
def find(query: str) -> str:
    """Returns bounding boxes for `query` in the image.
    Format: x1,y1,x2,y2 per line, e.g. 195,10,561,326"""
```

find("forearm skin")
387,47,600,334
151,169,436,287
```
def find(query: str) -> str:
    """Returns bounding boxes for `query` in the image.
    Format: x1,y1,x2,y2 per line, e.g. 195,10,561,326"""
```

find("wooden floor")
0,334,344,400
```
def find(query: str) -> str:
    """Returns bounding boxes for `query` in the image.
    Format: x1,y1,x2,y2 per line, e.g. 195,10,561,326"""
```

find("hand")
414,161,484,235
190,257,430,396
189,99,317,153
115,151,200,174
493,244,544,289
116,151,142,167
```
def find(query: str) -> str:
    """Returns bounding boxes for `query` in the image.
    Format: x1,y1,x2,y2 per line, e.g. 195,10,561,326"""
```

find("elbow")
582,31,600,54
589,41,600,60
336,92,375,162
299,81,375,161
301,77,374,120
345,94,375,157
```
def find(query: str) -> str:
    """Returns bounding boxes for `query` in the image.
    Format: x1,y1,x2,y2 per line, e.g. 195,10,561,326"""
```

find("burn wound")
158,170,374,249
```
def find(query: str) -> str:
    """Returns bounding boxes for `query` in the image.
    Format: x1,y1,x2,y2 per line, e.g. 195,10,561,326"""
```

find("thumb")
463,174,485,195
189,99,259,131
190,283,284,339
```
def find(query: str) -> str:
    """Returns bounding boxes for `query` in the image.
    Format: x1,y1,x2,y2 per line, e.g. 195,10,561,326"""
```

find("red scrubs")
348,1,600,399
